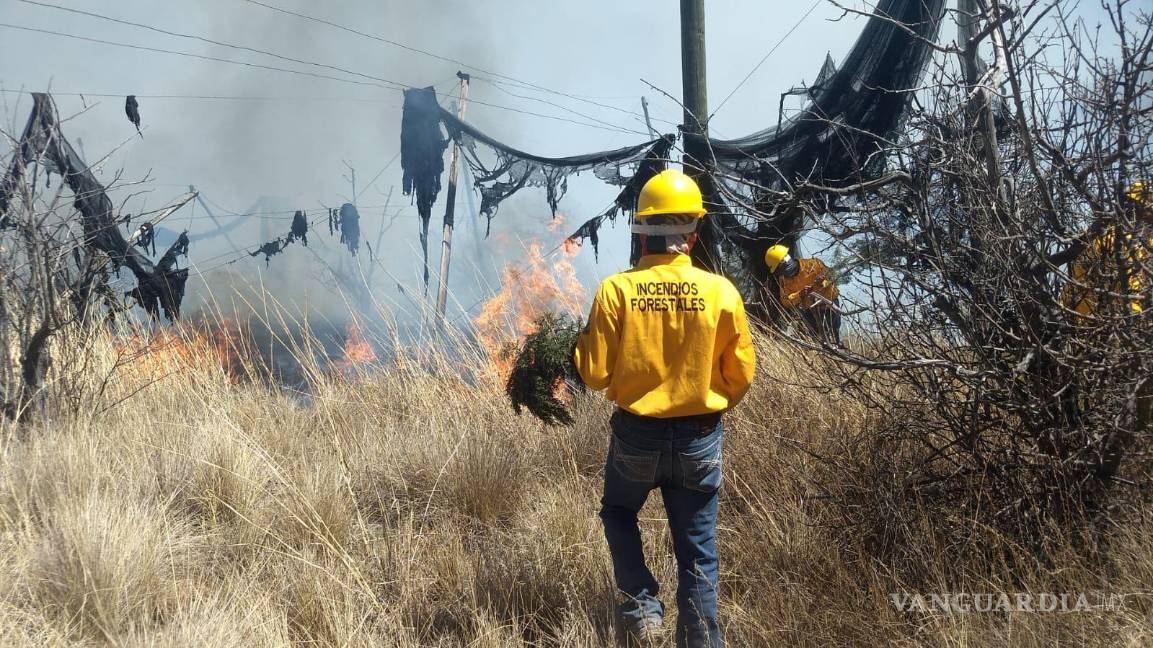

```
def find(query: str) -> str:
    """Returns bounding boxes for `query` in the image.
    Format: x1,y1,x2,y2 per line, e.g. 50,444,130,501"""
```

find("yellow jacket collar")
636,254,692,269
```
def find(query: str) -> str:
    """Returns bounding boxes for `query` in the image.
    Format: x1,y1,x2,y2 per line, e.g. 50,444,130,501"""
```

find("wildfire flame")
473,224,586,383
336,321,377,372
114,320,245,384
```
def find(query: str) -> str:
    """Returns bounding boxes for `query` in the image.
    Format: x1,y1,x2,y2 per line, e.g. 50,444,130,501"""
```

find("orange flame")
473,239,586,383
336,321,377,372
114,320,245,384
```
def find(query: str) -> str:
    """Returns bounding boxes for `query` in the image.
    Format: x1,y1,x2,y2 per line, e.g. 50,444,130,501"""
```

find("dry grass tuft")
174,430,268,527
29,493,188,641
117,592,290,648
275,462,357,551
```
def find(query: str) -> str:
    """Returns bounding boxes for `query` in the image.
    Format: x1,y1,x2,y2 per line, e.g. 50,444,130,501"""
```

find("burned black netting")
692,0,947,288
399,0,944,289
442,108,670,230
704,0,944,207
401,87,449,288
401,85,672,287
567,135,676,261
704,0,944,183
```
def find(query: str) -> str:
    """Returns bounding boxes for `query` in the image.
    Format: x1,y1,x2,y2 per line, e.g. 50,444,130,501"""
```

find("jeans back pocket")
610,435,661,485
679,434,723,492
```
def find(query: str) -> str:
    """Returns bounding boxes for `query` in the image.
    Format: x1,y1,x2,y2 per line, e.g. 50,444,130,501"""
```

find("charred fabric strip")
125,95,142,137
251,208,313,265
567,217,601,260
133,221,157,257
291,210,308,246
250,238,288,266
0,93,185,320
401,86,448,288
128,232,190,319
338,203,359,255
441,108,673,228
504,312,584,426
400,85,672,285
566,136,675,261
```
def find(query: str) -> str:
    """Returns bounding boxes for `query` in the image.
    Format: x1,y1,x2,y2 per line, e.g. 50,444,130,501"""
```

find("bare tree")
0,94,194,420
766,0,1152,542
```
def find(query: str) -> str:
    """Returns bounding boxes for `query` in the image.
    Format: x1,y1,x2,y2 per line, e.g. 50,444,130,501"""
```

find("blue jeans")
600,410,724,648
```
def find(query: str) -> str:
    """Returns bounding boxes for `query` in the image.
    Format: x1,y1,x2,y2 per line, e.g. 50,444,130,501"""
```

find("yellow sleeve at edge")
573,284,619,391
720,292,757,406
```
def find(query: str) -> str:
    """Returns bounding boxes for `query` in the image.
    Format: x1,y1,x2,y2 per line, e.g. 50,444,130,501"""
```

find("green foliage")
503,313,583,426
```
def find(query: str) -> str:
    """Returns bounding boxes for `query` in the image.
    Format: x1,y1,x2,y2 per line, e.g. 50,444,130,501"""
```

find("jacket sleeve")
719,290,756,405
573,283,620,391
778,273,803,307
813,260,840,302
780,284,802,307
781,260,835,306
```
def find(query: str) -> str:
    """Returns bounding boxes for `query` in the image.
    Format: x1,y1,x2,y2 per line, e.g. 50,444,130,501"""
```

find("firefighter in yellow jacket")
1062,182,1152,318
764,244,842,344
574,169,755,648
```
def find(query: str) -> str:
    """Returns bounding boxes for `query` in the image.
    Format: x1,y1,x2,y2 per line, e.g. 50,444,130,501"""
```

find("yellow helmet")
636,169,707,220
764,244,790,273
1126,181,1149,206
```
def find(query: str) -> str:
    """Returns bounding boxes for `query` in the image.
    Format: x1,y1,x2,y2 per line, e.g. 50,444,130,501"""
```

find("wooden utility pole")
681,0,721,270
339,161,357,278
641,96,657,138
680,0,709,170
435,71,470,323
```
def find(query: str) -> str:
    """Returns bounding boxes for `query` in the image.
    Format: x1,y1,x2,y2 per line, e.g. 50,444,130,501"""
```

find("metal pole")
435,71,470,323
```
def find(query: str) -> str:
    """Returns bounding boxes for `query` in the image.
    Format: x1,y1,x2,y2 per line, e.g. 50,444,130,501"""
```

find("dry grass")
0,323,1149,647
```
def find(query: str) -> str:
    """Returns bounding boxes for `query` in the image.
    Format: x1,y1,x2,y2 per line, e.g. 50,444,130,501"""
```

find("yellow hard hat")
1126,181,1149,206
636,169,707,220
764,244,790,273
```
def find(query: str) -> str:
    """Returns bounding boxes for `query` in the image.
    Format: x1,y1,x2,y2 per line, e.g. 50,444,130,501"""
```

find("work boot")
619,614,665,646
614,594,665,646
